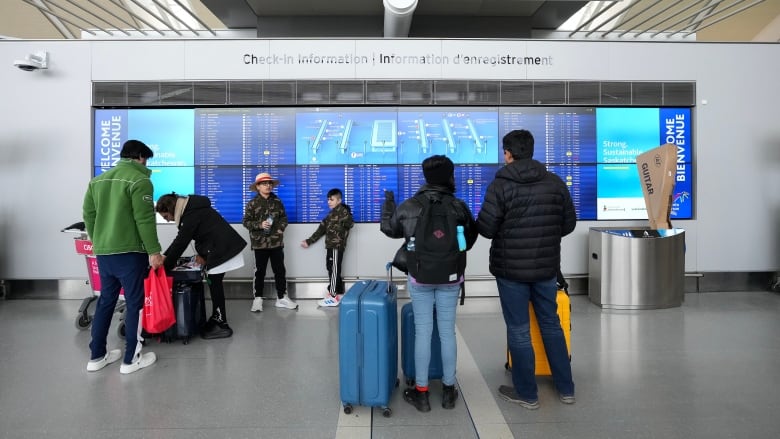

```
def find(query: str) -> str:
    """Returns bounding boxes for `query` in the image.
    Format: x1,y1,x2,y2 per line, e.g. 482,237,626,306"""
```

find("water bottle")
456,225,466,251
264,215,274,236
406,236,416,252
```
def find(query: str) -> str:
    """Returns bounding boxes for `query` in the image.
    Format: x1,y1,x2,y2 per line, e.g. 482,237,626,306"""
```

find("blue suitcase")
339,279,398,417
401,302,443,386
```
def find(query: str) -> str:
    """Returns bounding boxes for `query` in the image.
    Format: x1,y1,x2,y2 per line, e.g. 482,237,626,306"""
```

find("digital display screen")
500,107,597,164
195,108,296,166
594,107,692,219
194,165,298,224
546,164,598,221
93,106,693,223
297,165,399,223
396,107,500,164
296,108,399,165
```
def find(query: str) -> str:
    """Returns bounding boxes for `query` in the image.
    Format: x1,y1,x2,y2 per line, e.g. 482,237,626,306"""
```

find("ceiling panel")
1,0,778,41
241,0,546,16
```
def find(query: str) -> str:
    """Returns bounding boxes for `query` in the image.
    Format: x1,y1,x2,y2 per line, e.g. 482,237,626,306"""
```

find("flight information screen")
93,106,693,223
195,108,296,166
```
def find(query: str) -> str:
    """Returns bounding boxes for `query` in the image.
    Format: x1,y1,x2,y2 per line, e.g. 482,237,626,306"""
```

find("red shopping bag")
143,267,175,334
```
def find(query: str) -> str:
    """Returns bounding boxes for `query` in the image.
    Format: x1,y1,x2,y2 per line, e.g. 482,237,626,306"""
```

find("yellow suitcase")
505,289,571,375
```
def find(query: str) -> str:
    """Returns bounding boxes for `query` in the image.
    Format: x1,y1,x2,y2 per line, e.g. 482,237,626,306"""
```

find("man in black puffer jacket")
477,129,576,410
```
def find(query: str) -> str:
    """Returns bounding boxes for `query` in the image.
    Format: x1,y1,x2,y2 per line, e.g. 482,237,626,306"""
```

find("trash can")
588,227,685,309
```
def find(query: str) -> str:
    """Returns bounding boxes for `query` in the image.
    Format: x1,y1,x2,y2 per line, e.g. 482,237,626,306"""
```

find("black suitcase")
162,279,206,344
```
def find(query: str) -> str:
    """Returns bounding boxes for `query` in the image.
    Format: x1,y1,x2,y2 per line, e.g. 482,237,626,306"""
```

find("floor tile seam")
335,425,372,439
455,324,516,438
335,404,371,439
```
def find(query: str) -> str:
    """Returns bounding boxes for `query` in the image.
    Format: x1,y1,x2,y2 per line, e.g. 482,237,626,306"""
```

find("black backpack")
407,193,466,285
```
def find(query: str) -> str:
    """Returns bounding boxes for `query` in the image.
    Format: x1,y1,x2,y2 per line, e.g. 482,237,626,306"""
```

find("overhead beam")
532,1,590,29
201,0,257,28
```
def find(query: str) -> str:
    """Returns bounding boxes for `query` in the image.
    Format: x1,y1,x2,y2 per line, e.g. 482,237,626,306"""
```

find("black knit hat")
422,155,454,186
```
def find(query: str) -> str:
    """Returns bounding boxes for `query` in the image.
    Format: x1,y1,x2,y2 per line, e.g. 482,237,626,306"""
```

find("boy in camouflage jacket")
301,188,354,307
243,172,297,311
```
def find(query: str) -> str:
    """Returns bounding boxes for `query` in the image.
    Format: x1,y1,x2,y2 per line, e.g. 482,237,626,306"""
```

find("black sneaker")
201,320,233,339
498,385,539,410
442,384,458,409
200,318,216,334
403,387,431,413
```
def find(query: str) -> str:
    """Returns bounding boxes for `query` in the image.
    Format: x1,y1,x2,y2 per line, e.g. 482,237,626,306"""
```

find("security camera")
13,51,48,71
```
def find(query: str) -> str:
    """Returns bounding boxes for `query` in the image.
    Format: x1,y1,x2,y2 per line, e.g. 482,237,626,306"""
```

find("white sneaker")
251,297,264,312
86,349,121,372
275,295,298,310
318,295,342,307
119,352,157,375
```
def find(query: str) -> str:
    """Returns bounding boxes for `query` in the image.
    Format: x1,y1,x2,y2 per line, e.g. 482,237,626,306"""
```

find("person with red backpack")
381,155,478,412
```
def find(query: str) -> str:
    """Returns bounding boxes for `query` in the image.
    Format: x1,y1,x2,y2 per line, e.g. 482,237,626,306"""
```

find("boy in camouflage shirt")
243,172,297,311
301,188,354,307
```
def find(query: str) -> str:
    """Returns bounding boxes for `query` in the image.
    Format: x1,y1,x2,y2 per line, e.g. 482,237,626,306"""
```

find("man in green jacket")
83,139,164,375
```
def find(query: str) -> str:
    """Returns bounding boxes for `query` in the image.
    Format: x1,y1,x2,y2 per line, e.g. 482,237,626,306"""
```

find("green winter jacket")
82,159,162,256
304,203,354,250
242,192,289,249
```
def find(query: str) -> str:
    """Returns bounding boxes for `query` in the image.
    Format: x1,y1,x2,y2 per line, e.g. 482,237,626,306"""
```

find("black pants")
253,247,287,299
326,248,345,296
206,272,227,322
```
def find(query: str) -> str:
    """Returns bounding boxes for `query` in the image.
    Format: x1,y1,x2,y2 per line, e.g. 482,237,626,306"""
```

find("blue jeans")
91,253,148,365
496,276,574,400
408,281,460,388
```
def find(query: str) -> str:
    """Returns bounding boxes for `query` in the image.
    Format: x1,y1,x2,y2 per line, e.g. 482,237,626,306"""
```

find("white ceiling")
1,0,779,42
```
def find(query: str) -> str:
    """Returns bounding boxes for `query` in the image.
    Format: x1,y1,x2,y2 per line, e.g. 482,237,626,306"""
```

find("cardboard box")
636,143,677,229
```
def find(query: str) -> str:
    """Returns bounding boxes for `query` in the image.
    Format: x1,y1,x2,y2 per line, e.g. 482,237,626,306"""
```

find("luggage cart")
61,222,125,331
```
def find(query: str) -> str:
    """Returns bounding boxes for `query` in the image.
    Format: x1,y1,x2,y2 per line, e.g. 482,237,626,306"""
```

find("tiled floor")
1,291,778,438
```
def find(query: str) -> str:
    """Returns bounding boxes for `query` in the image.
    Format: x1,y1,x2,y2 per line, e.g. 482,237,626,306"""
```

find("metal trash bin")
588,227,685,309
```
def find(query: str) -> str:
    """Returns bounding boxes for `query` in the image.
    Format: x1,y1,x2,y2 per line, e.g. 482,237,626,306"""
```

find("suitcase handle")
385,262,394,294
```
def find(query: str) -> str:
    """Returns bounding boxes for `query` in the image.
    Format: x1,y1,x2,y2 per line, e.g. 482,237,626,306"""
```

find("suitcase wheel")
75,296,98,330
381,407,392,418
343,404,353,415
75,313,92,330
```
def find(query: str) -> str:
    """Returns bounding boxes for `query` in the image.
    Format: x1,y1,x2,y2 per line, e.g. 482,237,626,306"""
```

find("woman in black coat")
156,193,247,339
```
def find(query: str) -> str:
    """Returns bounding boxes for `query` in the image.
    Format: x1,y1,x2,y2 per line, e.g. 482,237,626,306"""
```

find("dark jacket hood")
495,159,547,185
